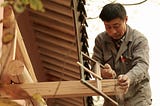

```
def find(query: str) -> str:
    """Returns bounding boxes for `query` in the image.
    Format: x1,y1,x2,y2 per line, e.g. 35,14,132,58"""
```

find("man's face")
104,17,127,40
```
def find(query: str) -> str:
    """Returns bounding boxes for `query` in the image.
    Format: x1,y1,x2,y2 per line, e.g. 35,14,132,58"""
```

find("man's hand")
101,64,116,79
118,75,130,94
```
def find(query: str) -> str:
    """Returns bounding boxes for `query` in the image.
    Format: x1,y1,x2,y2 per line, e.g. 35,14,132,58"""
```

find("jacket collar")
115,25,133,62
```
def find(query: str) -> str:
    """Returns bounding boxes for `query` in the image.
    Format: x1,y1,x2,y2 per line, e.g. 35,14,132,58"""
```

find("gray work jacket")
92,25,152,106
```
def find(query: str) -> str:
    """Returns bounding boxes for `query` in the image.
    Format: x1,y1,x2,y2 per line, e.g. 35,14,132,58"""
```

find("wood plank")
1,6,17,77
47,72,79,81
36,32,77,52
95,62,102,91
44,64,80,79
0,0,3,59
39,47,77,65
50,0,71,7
42,0,73,17
46,70,80,81
33,24,75,42
7,60,34,83
31,16,75,35
1,79,124,99
16,24,37,82
37,41,78,60
29,9,73,26
1,36,15,75
41,55,80,73
47,75,63,81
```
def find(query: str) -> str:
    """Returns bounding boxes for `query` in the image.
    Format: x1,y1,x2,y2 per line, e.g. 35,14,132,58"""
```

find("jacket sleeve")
92,35,104,65
126,35,150,85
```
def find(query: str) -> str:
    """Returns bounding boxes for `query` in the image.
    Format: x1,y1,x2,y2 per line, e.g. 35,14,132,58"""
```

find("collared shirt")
112,35,126,51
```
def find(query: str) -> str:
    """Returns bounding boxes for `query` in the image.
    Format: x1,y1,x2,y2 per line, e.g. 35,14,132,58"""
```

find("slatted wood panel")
27,0,84,105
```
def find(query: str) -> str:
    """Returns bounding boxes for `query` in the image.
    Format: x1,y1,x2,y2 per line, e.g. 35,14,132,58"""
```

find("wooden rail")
0,79,124,99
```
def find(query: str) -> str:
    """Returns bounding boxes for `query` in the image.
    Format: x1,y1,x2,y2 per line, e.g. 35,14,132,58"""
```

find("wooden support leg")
95,62,102,91
77,60,118,106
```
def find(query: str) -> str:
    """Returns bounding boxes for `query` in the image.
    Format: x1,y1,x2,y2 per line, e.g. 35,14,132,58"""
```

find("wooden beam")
31,16,74,35
16,24,37,82
36,33,77,52
7,60,34,83
0,0,3,58
37,41,78,60
43,0,73,17
1,79,124,99
50,0,71,7
41,56,79,72
29,9,73,26
33,25,75,42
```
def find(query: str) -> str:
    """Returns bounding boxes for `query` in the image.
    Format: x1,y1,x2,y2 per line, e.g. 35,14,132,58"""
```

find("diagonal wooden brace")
78,52,119,106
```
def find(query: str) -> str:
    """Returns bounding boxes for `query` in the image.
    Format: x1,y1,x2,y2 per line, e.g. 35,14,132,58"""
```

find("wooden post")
0,0,3,59
0,5,47,106
0,0,4,78
95,62,102,91
80,52,119,105
1,5,16,82
16,24,37,82
7,60,34,83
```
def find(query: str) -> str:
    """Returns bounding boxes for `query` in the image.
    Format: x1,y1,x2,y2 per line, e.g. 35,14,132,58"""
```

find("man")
92,3,152,106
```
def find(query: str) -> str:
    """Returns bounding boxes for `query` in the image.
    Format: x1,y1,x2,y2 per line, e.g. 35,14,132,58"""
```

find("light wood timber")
16,24,37,82
0,0,3,59
77,62,102,80
7,60,34,83
0,79,124,99
95,62,102,91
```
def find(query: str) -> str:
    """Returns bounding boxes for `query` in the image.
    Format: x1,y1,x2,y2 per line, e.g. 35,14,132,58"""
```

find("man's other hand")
118,75,130,94
101,64,116,79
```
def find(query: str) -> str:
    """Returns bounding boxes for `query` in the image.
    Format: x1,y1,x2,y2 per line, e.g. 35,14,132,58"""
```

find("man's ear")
125,16,128,22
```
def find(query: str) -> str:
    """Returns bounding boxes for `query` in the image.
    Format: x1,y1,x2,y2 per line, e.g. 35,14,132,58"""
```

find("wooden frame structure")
77,52,120,105
0,3,125,106
0,20,124,106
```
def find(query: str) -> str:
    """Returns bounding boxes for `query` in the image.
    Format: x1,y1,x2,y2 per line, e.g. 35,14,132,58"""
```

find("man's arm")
126,36,149,85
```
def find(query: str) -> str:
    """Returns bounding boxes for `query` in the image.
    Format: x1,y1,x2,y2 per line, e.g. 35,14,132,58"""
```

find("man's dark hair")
99,3,127,21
